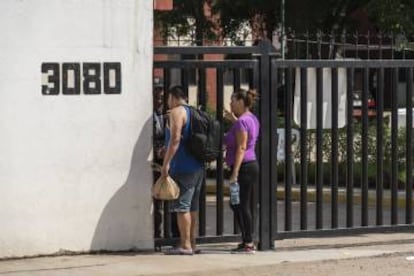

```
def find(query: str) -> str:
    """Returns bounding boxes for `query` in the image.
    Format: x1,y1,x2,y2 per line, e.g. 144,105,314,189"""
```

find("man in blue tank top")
161,85,204,255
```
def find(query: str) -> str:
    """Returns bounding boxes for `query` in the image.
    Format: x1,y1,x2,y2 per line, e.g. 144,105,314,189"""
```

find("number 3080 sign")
41,62,121,95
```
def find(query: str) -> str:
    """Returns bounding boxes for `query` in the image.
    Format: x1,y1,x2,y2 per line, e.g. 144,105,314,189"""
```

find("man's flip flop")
164,247,194,255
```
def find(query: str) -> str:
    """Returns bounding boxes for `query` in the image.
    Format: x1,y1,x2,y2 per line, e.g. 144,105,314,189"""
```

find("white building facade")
0,0,153,258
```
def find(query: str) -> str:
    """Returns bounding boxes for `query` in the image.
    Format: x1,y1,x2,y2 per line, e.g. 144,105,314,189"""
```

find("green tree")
213,0,372,40
367,0,414,34
155,0,414,44
214,0,414,39
154,0,217,45
212,0,279,42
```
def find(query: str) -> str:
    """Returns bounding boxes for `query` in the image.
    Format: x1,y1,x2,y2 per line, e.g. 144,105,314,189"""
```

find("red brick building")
153,0,225,109
153,0,173,83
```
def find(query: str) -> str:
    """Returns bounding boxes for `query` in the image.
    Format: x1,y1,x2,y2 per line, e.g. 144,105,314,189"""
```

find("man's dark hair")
168,85,186,100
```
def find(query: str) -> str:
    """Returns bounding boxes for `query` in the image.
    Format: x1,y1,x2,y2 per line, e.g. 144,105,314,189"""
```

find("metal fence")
156,31,414,59
283,31,414,60
153,40,414,251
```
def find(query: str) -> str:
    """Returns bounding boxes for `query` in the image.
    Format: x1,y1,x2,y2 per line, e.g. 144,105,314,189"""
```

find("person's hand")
224,109,237,123
229,172,238,184
161,163,170,178
156,146,166,159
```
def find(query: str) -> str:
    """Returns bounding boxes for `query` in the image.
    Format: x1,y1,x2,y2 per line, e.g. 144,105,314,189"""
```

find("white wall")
294,68,347,129
0,0,153,258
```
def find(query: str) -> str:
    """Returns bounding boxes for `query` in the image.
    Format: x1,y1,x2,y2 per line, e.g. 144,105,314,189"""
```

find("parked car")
353,89,377,119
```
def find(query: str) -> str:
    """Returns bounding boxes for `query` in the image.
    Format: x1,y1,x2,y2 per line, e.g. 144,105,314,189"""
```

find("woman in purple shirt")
224,89,260,254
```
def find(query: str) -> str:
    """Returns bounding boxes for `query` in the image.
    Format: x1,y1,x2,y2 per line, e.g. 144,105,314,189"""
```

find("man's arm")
161,106,185,176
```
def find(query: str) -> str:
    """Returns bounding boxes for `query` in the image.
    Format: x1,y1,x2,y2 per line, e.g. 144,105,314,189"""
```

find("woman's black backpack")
185,105,221,162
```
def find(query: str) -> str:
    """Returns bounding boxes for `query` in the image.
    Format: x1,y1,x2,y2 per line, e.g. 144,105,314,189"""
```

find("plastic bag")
152,175,180,200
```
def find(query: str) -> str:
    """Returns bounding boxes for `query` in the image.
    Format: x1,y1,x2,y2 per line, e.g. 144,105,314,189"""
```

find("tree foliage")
154,0,414,43
155,0,216,45
367,0,414,34
212,0,279,41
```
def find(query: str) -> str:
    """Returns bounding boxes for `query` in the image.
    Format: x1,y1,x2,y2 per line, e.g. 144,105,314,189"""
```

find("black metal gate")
154,41,414,251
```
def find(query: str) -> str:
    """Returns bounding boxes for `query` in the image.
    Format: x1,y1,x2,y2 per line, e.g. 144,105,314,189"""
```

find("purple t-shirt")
224,112,260,166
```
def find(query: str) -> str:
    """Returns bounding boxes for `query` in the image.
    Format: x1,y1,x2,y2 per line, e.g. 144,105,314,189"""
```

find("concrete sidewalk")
1,233,414,276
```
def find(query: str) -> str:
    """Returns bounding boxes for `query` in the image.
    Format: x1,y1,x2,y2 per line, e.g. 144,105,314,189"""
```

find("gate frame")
154,41,414,251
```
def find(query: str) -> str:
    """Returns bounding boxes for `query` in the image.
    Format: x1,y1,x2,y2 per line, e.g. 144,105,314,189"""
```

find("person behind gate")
152,85,179,239
161,85,204,255
152,85,164,239
224,88,260,254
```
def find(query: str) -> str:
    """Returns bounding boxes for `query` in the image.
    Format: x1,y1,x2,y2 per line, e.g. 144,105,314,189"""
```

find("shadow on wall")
90,116,153,251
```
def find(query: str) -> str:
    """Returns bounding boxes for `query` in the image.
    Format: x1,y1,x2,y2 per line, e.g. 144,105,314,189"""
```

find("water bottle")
229,181,240,205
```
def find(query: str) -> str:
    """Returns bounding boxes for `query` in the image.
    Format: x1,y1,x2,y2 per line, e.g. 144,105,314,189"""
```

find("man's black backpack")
185,105,221,162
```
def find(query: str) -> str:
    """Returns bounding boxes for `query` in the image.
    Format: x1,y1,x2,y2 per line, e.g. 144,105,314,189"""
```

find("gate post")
257,40,273,250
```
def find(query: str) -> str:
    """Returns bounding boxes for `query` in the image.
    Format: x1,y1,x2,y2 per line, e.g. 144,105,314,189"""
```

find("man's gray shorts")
170,169,204,213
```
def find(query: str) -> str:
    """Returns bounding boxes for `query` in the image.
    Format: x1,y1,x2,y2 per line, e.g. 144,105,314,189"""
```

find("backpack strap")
180,104,194,132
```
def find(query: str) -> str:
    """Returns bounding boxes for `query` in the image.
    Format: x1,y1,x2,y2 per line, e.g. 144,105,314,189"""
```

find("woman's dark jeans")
230,160,259,244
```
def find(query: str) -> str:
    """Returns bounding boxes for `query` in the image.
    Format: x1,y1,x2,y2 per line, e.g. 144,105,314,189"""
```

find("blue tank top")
165,106,203,174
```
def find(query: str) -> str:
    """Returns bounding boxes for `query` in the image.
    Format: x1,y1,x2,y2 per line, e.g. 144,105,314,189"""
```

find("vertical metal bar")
270,61,278,242
296,33,302,59
292,31,297,59
248,66,255,89
164,69,171,106
342,31,346,59
300,68,308,230
281,0,286,60
346,68,354,227
216,67,224,236
406,67,413,224
163,204,172,239
403,36,407,59
253,62,261,243
379,33,383,60
305,31,310,59
366,32,370,60
329,32,334,59
232,70,240,235
233,204,240,234
233,66,242,235
163,67,172,238
361,67,369,226
234,68,241,91
231,69,242,237
198,67,207,236
355,32,359,59
317,31,322,60
181,67,189,98
316,67,324,229
331,67,339,228
198,68,207,108
391,33,395,60
376,68,384,226
199,165,207,236
258,41,272,250
403,39,407,59
391,68,398,225
285,68,293,231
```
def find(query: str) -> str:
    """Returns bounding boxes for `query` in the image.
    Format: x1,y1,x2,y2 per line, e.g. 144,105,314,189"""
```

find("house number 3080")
41,62,121,95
